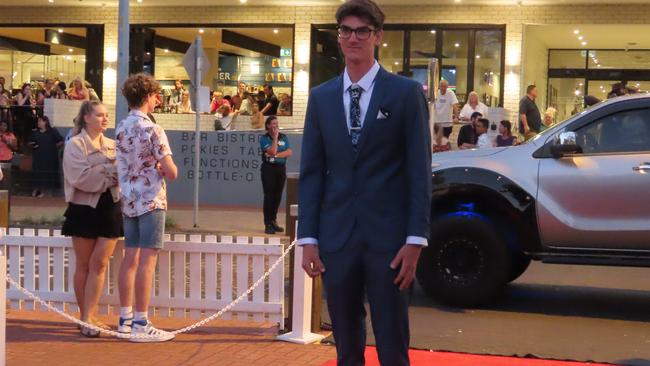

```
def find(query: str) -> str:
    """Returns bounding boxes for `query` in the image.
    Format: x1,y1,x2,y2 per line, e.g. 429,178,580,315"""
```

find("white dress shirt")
298,61,428,247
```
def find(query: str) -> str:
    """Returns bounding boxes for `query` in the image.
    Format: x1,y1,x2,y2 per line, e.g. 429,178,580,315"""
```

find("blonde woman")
459,91,488,123
69,78,90,101
62,100,122,337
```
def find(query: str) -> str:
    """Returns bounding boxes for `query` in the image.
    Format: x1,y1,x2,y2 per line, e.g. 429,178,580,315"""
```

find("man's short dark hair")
470,112,483,120
263,84,273,92
477,118,489,129
336,0,385,30
526,85,536,94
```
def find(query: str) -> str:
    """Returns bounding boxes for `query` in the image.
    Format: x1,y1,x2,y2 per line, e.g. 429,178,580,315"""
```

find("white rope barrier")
5,241,296,340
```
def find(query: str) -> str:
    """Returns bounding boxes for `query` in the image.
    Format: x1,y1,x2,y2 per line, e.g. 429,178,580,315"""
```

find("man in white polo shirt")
433,79,459,138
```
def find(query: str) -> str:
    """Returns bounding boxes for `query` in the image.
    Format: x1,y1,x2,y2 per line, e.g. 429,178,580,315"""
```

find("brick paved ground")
6,309,335,366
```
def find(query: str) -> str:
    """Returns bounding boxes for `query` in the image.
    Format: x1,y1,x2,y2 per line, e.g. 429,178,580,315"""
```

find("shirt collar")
343,60,380,93
128,109,150,121
79,128,105,153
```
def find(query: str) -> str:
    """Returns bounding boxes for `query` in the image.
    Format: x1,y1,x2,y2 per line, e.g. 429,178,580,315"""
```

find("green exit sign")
281,48,292,57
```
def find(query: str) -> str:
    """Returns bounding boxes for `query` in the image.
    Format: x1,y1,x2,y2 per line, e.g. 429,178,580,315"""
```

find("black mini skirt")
62,190,124,239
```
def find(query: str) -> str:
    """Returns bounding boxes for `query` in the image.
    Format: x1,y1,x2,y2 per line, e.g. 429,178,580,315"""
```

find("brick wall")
1,4,648,128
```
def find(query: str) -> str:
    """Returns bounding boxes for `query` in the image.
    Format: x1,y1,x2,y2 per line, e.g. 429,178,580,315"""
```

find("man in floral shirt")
116,73,178,343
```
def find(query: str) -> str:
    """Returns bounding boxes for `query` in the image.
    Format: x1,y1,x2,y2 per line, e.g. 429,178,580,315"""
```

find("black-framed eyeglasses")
337,25,376,40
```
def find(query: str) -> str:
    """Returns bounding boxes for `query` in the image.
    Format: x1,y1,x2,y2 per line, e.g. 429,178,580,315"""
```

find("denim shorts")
123,209,166,249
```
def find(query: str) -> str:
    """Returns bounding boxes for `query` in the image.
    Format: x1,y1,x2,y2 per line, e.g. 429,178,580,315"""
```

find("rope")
5,241,296,339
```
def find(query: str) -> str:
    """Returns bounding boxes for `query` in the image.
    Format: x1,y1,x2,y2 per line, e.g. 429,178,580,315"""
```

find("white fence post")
277,206,325,345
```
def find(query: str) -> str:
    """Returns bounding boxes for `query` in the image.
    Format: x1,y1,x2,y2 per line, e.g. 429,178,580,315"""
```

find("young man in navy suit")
297,0,432,365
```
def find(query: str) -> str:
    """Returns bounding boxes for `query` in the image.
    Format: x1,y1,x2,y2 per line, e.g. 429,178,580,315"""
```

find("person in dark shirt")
496,120,517,147
457,112,482,149
519,85,542,137
260,84,279,116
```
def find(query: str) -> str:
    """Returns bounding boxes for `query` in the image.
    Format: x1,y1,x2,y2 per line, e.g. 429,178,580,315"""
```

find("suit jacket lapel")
355,67,389,155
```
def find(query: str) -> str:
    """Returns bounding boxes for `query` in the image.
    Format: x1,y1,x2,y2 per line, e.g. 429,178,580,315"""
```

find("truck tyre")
416,215,511,307
508,252,531,283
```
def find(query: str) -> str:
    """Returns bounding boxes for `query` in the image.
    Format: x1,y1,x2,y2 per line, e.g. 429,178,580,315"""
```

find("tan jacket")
63,129,119,208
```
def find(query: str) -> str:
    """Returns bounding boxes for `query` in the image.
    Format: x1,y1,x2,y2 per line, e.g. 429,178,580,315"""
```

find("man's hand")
523,124,530,135
271,126,279,139
302,245,326,278
390,244,423,291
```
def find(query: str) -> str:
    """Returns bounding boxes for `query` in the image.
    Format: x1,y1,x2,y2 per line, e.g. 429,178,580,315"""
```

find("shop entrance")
524,25,650,123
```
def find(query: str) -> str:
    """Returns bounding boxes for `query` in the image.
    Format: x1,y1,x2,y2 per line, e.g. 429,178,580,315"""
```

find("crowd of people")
433,83,561,151
164,79,293,131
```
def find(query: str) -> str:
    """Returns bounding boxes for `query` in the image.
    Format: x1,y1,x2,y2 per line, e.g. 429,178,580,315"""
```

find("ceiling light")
68,48,73,53
574,90,581,96
146,52,151,55
430,30,436,34
454,0,461,3
593,59,598,63
164,49,169,53
581,41,587,46
59,72,64,76
573,29,580,34
58,28,63,33
137,0,143,2
600,85,604,89
454,43,460,48
597,64,601,68
636,83,640,87
489,71,494,75
198,29,205,34
579,82,583,86
240,0,247,3
16,61,21,64
394,61,400,65
273,29,279,34
475,55,480,59
382,43,388,47
48,0,54,3
578,36,583,40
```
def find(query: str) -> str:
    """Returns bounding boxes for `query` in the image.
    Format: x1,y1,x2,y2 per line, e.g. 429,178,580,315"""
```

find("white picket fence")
1,228,285,327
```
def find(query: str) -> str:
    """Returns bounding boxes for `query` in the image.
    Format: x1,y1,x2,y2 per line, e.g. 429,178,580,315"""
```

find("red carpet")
321,347,614,366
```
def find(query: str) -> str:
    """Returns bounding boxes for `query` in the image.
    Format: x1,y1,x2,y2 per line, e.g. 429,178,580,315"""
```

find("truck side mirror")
550,131,580,158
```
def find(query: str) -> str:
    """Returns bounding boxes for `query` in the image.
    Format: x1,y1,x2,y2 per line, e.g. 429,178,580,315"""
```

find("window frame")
310,23,506,106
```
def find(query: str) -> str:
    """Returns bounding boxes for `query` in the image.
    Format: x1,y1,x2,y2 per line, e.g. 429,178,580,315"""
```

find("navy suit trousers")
320,229,410,366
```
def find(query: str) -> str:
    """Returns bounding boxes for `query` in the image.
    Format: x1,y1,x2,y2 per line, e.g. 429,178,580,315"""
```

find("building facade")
1,3,648,128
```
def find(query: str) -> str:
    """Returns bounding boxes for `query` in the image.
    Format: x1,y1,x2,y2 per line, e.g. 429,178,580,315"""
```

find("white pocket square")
377,111,388,119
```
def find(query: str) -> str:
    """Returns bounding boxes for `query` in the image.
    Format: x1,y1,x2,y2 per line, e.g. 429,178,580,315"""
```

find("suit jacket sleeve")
405,83,432,239
297,91,325,240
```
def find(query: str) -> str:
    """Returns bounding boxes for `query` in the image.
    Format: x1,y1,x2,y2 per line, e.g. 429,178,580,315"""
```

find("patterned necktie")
349,85,362,147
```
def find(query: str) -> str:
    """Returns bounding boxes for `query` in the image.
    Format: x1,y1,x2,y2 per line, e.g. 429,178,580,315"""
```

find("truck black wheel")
416,215,511,307
508,252,531,283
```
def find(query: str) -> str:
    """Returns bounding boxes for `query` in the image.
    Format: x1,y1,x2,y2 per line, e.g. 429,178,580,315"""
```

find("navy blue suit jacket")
298,67,432,253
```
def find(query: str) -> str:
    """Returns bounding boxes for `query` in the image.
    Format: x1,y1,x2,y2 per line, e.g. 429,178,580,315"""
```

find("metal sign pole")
193,36,202,228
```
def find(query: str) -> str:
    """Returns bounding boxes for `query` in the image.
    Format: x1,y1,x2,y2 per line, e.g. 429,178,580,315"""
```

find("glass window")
587,80,616,99
0,27,88,90
576,108,650,154
378,31,404,74
149,26,294,116
549,50,586,69
548,78,585,123
473,30,502,107
408,30,436,90
588,50,650,70
442,30,469,104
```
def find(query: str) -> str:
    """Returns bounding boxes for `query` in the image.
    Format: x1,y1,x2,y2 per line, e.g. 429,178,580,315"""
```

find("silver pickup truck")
418,93,650,307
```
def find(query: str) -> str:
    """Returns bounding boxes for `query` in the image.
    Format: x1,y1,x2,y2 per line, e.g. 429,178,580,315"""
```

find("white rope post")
277,211,325,345
0,251,6,366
